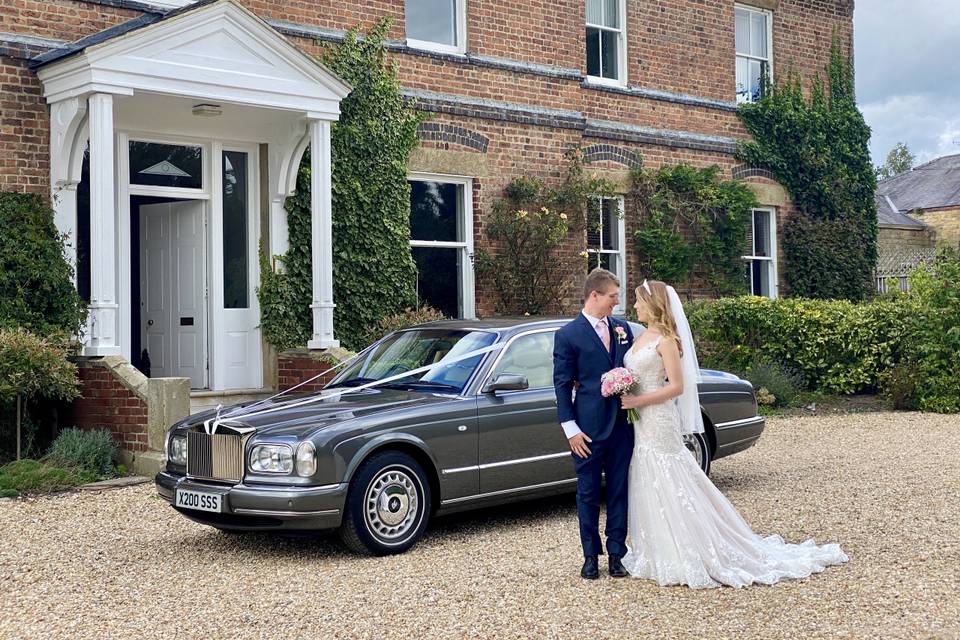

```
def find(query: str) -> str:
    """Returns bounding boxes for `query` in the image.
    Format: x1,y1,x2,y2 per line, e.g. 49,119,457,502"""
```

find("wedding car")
155,318,764,555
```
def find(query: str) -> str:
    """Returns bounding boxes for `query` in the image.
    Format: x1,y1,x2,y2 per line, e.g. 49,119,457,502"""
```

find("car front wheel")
683,432,712,476
339,451,432,555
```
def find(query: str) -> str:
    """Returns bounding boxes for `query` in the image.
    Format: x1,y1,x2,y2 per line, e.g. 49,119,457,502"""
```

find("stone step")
189,388,276,417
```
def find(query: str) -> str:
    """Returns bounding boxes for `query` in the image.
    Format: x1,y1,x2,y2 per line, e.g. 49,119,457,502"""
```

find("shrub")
0,192,87,336
736,355,805,408
358,305,445,350
687,296,915,394
476,204,571,315
0,458,97,497
45,428,117,478
894,247,960,412
878,363,921,411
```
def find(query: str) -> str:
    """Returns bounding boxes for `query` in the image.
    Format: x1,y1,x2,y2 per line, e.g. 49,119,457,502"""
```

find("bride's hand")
621,394,645,410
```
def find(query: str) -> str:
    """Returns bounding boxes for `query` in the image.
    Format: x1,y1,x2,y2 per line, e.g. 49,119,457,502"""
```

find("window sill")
405,38,466,57
584,75,627,89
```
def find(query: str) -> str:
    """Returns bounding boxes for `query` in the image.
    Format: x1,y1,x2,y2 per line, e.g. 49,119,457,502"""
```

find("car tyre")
339,451,432,556
683,432,712,476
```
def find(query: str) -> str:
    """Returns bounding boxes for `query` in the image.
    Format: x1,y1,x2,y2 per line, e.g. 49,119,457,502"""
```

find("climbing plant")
736,38,877,300
628,164,756,296
475,148,616,314
257,19,423,351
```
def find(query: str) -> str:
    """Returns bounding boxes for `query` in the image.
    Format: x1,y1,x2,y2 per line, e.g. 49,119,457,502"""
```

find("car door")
476,329,575,495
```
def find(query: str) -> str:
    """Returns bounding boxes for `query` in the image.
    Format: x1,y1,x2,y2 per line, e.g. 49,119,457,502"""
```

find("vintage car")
156,318,764,555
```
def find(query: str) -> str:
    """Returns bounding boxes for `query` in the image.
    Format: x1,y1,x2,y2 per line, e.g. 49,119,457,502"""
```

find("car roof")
410,316,639,334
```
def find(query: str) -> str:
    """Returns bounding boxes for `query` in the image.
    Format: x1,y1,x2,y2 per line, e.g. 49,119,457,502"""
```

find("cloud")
860,93,960,165
854,1,960,164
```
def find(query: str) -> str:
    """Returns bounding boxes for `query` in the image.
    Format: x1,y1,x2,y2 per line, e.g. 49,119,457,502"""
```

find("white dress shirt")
560,311,610,439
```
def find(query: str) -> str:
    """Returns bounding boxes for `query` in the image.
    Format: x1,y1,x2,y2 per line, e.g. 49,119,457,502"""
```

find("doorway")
132,196,208,389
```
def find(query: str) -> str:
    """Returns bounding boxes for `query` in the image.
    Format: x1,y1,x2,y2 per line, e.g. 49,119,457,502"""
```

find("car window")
488,331,556,389
331,329,497,392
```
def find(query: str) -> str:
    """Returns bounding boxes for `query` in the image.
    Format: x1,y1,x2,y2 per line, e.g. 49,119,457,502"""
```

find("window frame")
479,328,559,393
586,195,627,314
734,4,774,104
405,0,468,55
407,172,476,318
584,0,628,87
742,206,778,299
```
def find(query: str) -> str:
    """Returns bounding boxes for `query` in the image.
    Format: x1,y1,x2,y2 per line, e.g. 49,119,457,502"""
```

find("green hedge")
688,296,915,395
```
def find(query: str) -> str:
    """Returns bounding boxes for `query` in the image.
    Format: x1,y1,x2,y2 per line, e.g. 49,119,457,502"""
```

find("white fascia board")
38,0,350,111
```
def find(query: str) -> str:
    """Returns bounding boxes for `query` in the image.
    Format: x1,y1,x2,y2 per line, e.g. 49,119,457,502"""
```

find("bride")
618,279,848,588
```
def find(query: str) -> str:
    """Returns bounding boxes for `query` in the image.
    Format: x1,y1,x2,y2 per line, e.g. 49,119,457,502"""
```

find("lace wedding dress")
620,337,848,588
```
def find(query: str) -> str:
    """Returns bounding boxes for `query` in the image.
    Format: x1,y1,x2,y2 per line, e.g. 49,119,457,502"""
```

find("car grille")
187,431,244,483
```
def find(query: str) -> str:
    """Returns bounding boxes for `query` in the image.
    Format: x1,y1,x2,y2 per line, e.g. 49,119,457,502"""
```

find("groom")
553,268,635,580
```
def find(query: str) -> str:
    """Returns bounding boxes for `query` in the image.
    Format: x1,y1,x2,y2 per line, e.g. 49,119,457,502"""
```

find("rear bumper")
713,415,765,459
155,471,347,531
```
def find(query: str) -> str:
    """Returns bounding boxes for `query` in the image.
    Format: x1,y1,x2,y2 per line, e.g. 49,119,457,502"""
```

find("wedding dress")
620,336,848,588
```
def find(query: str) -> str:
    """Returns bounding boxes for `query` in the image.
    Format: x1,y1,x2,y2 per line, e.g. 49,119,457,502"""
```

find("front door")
140,200,207,388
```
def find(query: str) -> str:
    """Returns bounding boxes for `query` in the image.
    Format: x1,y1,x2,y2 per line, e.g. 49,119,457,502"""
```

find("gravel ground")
1,412,957,640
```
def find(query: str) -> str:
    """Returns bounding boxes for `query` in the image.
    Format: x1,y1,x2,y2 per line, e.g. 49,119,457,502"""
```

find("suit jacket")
553,313,635,442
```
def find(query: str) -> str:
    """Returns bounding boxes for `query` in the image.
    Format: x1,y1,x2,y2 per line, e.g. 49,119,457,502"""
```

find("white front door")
140,200,207,388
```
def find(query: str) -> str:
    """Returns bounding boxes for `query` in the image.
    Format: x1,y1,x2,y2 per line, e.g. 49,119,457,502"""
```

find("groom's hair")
583,268,620,301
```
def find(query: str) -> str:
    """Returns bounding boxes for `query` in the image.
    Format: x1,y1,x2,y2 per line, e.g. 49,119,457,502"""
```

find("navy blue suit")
553,313,635,558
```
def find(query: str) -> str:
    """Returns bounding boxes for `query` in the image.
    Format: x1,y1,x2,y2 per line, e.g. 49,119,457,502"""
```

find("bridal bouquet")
601,367,640,423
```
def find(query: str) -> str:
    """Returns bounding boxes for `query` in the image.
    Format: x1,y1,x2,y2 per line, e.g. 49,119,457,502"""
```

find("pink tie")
597,319,610,351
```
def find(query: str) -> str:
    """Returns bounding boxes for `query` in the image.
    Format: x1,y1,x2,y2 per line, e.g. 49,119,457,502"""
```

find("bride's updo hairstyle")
636,280,683,355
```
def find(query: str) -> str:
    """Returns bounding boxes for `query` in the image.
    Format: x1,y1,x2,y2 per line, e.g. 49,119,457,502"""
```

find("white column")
86,93,120,356
49,97,87,286
307,119,338,349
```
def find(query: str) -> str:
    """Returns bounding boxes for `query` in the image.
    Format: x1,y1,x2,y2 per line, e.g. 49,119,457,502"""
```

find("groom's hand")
569,433,592,458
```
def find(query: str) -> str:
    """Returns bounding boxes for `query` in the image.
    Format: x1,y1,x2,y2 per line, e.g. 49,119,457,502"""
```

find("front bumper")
155,471,347,531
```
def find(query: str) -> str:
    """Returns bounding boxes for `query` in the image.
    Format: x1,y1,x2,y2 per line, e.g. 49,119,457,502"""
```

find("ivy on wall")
257,19,423,351
629,163,757,296
736,39,877,300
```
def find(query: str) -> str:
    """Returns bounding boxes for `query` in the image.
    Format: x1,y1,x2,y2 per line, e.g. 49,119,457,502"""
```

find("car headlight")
168,434,187,466
248,444,293,474
296,442,317,477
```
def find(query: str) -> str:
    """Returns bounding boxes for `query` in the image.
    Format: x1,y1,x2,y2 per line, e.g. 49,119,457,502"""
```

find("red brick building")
0,0,853,466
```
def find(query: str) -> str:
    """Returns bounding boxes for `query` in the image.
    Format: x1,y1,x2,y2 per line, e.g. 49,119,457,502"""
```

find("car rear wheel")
339,451,432,555
683,432,711,476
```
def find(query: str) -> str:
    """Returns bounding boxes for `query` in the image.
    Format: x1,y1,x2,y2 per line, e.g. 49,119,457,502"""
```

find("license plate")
175,489,224,513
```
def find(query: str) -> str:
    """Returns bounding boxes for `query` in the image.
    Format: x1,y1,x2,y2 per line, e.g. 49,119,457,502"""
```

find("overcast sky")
855,1,960,166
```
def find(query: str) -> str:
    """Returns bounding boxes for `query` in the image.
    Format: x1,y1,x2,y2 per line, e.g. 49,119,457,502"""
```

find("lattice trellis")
875,245,937,292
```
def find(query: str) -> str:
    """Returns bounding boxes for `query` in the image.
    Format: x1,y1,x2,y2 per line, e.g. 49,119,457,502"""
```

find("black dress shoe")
608,555,628,578
581,556,600,580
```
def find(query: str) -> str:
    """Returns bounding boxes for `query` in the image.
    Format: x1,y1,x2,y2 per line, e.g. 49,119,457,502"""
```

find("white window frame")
408,172,476,319
735,4,774,104
743,207,778,299
585,0,628,87
405,0,468,55
586,196,627,314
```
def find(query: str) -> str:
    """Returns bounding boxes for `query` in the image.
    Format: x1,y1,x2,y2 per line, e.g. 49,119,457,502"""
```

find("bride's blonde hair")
636,280,683,355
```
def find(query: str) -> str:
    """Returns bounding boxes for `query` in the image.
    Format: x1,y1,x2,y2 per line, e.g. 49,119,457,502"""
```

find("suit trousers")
572,421,634,558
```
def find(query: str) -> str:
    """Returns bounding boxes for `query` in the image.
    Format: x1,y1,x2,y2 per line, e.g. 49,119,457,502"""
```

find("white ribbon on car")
202,342,505,434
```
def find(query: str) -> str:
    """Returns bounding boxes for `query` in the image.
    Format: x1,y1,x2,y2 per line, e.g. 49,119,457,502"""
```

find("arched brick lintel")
732,164,778,181
418,122,489,152
582,144,643,169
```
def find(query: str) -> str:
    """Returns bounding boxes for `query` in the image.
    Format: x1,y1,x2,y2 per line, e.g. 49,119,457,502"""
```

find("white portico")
37,0,350,390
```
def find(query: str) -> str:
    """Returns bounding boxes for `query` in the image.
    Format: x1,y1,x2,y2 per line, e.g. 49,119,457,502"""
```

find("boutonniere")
614,326,628,345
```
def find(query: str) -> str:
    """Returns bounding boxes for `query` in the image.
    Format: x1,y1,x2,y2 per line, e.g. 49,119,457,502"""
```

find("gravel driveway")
1,412,957,640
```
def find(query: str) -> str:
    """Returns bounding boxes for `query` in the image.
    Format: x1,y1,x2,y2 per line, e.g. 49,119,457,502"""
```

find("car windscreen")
329,329,498,393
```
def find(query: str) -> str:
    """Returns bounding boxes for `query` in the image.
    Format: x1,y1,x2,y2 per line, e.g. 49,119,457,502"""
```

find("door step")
189,388,275,416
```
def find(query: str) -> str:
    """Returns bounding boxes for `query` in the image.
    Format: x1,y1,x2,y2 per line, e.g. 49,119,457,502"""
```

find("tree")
875,142,915,181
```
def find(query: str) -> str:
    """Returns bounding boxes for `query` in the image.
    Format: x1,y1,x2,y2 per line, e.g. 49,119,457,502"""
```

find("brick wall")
66,359,150,453
277,350,339,393
0,0,852,313
914,208,960,249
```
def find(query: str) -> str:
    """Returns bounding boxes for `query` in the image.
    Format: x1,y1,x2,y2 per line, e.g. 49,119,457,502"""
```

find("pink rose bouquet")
601,367,640,423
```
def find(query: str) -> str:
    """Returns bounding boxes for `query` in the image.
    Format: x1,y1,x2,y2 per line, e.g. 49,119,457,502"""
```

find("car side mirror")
482,373,529,394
